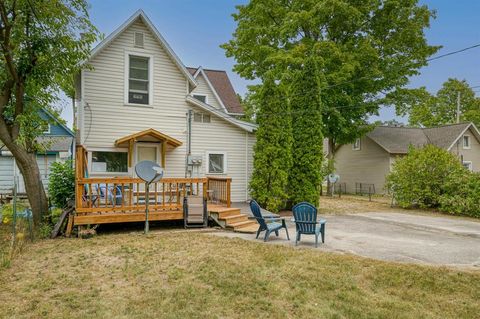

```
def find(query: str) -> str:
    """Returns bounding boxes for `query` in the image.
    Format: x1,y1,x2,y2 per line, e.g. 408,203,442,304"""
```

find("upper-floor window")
193,94,208,104
41,123,50,134
134,32,144,48
353,138,361,151
463,135,471,149
126,54,152,105
193,112,211,123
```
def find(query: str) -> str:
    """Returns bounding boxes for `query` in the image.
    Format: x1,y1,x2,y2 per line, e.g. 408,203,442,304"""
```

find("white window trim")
463,135,471,149
88,147,129,176
124,51,154,106
205,151,227,175
134,142,161,166
192,93,208,104
352,138,361,151
43,124,51,134
463,161,473,171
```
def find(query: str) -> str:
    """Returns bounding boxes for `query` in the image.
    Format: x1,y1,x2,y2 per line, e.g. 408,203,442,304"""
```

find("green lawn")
0,230,479,318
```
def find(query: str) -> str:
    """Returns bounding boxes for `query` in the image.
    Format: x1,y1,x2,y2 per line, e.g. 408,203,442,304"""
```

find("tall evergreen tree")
250,76,292,212
288,57,324,206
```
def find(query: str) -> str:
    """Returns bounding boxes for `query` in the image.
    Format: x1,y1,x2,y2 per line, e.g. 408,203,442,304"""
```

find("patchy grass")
0,231,479,318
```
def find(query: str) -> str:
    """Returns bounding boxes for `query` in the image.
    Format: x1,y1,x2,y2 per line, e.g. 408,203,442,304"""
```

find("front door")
135,143,161,167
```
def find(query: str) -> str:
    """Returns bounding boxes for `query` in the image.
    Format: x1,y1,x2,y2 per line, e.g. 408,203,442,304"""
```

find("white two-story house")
75,10,256,205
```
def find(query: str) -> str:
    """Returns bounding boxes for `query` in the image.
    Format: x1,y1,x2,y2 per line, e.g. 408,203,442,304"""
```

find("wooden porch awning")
115,128,182,148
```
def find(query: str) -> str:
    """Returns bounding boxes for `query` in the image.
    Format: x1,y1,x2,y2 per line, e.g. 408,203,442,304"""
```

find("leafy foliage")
223,0,439,156
288,57,324,206
388,145,480,218
249,76,292,212
392,79,480,127
48,160,75,208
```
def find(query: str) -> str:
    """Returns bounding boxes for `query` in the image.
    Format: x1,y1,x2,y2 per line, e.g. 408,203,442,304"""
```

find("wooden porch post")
226,178,231,208
161,140,167,168
128,139,134,168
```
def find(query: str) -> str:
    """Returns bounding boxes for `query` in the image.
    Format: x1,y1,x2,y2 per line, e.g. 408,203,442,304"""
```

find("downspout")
185,110,192,177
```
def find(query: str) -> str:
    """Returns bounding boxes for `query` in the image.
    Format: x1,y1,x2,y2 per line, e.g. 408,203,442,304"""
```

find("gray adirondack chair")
292,202,326,248
250,200,290,242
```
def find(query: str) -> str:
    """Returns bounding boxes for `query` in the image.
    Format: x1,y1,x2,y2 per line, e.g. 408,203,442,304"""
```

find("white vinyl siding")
80,19,254,202
190,73,223,110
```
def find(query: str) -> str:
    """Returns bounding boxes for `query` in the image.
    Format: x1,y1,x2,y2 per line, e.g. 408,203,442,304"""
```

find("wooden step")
209,207,242,218
234,223,259,234
228,220,257,230
221,214,248,225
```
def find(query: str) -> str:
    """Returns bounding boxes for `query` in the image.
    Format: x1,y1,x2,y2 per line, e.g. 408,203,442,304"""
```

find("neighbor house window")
463,161,473,171
91,151,128,173
353,138,361,150
127,54,151,105
193,112,211,123
207,152,226,174
193,94,208,104
463,135,470,149
41,123,50,134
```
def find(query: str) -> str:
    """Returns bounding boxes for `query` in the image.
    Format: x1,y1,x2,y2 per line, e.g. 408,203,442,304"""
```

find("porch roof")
115,128,182,147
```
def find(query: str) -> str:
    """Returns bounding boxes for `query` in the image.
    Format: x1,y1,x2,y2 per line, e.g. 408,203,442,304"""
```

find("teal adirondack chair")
292,202,326,248
250,200,290,242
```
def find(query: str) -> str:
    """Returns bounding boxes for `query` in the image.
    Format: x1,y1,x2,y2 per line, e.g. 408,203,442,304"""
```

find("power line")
427,43,480,62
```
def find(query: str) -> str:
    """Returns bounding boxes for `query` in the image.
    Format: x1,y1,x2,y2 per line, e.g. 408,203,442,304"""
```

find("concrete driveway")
213,211,480,268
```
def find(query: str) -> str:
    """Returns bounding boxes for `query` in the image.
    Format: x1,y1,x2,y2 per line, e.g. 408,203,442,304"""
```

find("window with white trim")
91,151,128,173
353,138,361,151
207,152,226,174
463,161,473,171
128,55,150,105
193,94,208,104
193,112,211,123
41,123,50,134
463,135,471,149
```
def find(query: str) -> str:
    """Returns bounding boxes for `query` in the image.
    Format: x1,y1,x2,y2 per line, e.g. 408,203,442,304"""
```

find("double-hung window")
127,54,151,105
352,138,361,151
463,135,471,149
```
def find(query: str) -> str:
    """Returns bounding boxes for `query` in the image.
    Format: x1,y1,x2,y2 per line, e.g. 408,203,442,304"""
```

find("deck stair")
208,205,258,233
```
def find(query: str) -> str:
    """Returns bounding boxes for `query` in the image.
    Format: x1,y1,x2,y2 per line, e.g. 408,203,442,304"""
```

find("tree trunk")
7,143,48,226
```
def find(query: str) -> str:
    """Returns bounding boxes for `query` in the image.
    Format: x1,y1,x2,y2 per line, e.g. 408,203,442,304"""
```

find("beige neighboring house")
75,10,257,202
331,122,480,194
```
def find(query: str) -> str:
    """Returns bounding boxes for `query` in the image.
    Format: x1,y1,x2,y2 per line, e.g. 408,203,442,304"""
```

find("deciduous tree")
0,0,97,226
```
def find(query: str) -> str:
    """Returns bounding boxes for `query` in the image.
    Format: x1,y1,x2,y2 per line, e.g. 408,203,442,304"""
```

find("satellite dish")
134,160,164,234
135,160,164,184
328,173,339,183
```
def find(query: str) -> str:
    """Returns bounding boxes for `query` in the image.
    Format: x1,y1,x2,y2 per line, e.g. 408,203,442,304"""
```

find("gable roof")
187,67,244,114
88,9,197,88
186,95,256,133
365,122,479,154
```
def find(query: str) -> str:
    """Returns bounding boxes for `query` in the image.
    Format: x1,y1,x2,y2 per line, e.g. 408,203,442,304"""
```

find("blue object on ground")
249,200,290,242
292,202,326,248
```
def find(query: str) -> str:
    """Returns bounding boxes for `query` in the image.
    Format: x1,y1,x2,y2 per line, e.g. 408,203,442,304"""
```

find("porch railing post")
226,178,231,208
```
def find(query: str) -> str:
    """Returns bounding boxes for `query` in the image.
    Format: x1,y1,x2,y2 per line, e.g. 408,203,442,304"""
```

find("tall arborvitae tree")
249,76,292,212
288,57,324,206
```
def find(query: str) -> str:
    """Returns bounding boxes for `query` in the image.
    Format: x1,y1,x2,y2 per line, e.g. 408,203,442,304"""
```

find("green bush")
438,171,480,218
386,145,466,209
48,160,74,208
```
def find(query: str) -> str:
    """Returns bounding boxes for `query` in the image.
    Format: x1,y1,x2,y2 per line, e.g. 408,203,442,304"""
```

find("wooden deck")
70,145,236,235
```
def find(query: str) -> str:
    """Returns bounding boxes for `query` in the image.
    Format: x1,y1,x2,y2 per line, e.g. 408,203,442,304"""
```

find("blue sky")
60,0,480,127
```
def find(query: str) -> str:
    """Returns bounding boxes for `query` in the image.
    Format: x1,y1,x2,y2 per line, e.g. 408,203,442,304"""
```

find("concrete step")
221,214,248,225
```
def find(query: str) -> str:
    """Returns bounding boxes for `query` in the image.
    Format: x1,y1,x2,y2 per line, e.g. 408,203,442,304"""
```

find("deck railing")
206,176,231,207
75,177,208,215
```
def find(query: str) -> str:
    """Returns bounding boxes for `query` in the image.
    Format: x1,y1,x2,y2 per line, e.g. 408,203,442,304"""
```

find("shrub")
1,202,28,224
438,172,480,218
386,145,466,209
48,160,74,208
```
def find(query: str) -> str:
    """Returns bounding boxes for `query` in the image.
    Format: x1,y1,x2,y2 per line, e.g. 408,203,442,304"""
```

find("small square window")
207,153,226,174
41,123,50,134
193,112,210,123
463,136,470,149
353,138,361,151
203,114,211,123
194,112,203,122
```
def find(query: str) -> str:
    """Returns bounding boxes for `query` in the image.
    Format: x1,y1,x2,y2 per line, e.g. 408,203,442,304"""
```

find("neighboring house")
75,10,256,203
0,109,74,194
332,122,480,194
